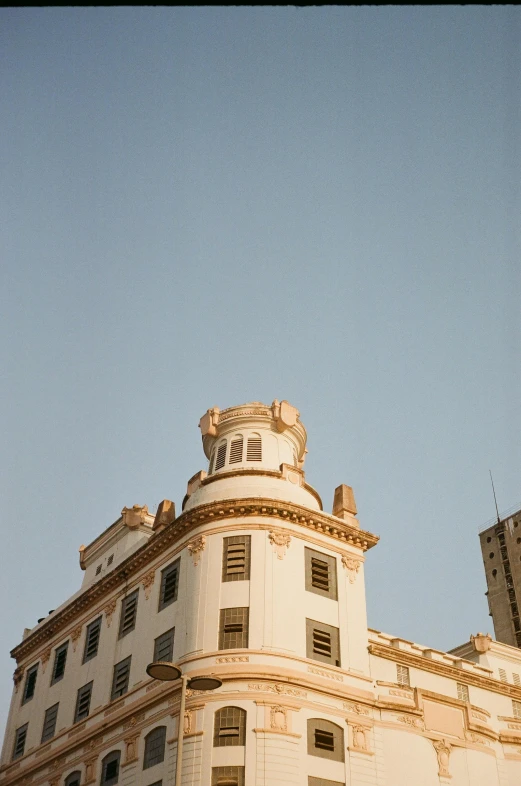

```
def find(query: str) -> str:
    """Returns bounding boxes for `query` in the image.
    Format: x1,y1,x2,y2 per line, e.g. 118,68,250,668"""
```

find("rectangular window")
397,664,410,686
499,668,508,682
12,724,28,760
51,642,68,685
83,617,102,663
457,683,469,702
305,548,338,600
222,536,251,582
306,619,341,667
513,673,521,686
74,681,93,723
153,628,175,663
22,664,38,704
158,559,180,611
211,767,245,786
219,607,249,650
41,703,59,743
118,589,139,638
513,700,521,719
111,656,131,700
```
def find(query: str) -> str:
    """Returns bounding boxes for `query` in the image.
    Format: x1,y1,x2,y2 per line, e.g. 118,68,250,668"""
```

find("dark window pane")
111,657,131,700
158,560,180,611
12,724,28,760
101,751,120,786
22,665,38,704
51,642,68,684
307,719,344,762
153,628,175,663
143,726,167,769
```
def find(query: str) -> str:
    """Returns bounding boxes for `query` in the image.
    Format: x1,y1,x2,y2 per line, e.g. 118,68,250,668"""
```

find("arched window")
143,726,167,769
213,706,246,746
229,435,244,464
64,772,81,786
215,441,227,471
246,434,262,462
100,751,121,785
307,718,344,762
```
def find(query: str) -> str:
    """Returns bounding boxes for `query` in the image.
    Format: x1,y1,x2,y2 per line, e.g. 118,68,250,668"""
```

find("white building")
1,399,521,786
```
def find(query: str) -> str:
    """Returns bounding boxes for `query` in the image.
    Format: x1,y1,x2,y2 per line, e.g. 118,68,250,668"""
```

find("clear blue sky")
1,7,520,737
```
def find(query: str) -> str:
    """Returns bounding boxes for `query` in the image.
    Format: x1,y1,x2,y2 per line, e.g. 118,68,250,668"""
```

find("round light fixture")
187,676,223,691
146,661,182,681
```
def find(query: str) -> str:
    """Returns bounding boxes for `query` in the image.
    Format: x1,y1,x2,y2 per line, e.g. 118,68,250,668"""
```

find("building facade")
480,507,521,649
1,399,521,786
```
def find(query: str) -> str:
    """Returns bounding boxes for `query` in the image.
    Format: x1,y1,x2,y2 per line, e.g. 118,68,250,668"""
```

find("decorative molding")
248,682,307,698
84,754,98,785
269,530,291,559
121,504,149,529
343,702,370,716
270,705,288,732
141,570,156,600
342,555,362,583
470,633,492,653
433,739,452,778
216,656,249,663
13,666,24,692
465,731,489,746
307,665,343,681
12,496,377,663
349,724,373,754
104,597,118,627
395,714,425,730
187,536,206,566
122,732,140,765
184,709,193,734
41,647,52,673
389,689,414,699
123,713,145,731
71,625,83,652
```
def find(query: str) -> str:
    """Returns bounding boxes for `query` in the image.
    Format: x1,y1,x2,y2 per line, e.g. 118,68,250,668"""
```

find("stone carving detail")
396,714,424,730
470,632,492,653
308,665,343,681
342,555,362,583
217,656,249,663
343,702,370,716
248,682,307,698
270,705,288,732
71,625,83,652
141,570,156,600
269,530,291,559
390,689,414,698
471,711,488,722
123,733,140,763
123,713,145,731
508,723,521,731
187,536,206,566
121,504,149,529
465,731,488,745
13,667,24,692
104,597,118,627
433,739,452,778
84,754,98,784
184,709,193,734
41,647,52,673
350,724,370,752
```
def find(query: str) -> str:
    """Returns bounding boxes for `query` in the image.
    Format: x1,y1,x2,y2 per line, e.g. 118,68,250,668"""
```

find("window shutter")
222,536,251,581
159,560,180,611
229,436,244,464
219,608,249,650
51,642,68,683
153,628,175,663
41,703,59,743
119,590,139,638
246,436,262,461
12,724,28,760
74,682,93,722
83,617,102,663
22,664,38,703
215,442,227,470
111,657,131,700
213,707,246,747
397,665,410,686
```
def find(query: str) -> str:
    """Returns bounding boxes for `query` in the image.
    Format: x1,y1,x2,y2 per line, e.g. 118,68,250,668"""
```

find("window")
211,767,245,786
222,536,251,582
306,619,341,667
64,771,82,786
83,617,102,663
100,751,121,786
213,707,246,747
22,664,38,704
96,565,102,575
513,700,521,719
12,724,28,760
41,702,59,743
305,548,337,600
107,554,114,565
499,668,508,682
143,726,166,769
111,656,131,700
215,441,227,471
307,718,344,762
219,608,249,650
209,449,216,474
397,665,410,686
457,683,469,702
51,642,68,685
246,435,262,461
158,559,180,611
118,590,139,638
308,780,345,786
74,681,93,723
229,435,244,464
153,628,175,663
513,673,521,686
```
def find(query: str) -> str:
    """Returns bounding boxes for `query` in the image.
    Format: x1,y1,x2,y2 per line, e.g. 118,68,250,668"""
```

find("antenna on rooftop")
489,470,501,525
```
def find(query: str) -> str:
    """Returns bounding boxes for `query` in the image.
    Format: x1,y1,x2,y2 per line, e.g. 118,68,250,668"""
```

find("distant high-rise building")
480,506,521,648
2,400,521,786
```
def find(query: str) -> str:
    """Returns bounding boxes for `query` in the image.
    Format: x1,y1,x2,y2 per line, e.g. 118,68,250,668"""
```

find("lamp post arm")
175,674,188,785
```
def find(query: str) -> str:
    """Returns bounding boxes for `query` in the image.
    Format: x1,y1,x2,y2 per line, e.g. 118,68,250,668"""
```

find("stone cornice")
11,498,378,663
369,642,521,700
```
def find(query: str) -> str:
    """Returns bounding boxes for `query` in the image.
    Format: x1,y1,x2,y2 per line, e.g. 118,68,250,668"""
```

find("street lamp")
146,661,222,784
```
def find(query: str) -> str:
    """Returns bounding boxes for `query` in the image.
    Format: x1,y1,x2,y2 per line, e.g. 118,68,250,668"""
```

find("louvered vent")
229,436,243,464
215,442,227,471
312,629,332,658
246,436,262,462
